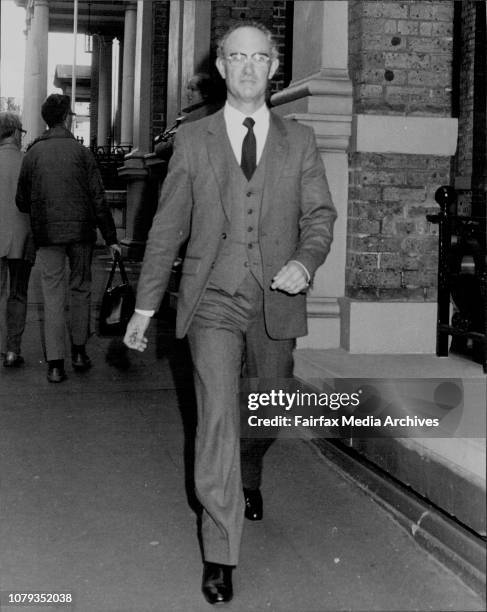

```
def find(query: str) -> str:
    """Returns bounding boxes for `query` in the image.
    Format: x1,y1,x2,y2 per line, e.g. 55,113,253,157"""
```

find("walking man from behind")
124,22,336,604
0,112,34,367
16,94,121,382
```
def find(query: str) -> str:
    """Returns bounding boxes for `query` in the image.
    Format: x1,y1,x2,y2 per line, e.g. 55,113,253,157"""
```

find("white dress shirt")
223,101,270,165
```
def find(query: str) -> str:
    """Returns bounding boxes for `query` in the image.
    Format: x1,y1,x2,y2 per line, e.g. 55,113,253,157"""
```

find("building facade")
14,0,486,540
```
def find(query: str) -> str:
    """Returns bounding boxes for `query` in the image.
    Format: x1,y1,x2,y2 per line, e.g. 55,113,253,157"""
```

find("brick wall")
347,153,450,300
210,1,291,95
455,2,475,182
454,1,479,215
348,0,453,115
347,1,455,302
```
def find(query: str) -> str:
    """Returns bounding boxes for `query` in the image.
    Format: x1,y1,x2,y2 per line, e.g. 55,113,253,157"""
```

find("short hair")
216,21,278,61
0,111,22,139
41,93,72,127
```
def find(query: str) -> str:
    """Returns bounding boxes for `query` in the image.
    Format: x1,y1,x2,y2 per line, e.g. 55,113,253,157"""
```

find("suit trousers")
0,258,32,354
37,243,94,361
187,273,294,565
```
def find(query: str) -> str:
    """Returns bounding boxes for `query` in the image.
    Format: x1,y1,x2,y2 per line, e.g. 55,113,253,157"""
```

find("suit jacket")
136,108,337,340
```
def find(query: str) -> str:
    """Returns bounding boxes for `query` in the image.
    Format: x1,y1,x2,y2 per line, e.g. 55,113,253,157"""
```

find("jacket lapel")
206,110,233,220
205,109,290,221
261,112,289,220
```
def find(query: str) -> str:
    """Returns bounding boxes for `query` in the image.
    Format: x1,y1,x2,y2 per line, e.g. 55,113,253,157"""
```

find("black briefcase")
98,256,135,336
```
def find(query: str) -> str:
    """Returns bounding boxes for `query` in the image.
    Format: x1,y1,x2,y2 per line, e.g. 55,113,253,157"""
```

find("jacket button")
247,209,253,214
247,227,253,232
244,261,249,267
221,232,227,239
246,191,252,197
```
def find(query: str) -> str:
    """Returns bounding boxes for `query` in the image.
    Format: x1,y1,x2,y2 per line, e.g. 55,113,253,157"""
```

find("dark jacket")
16,126,117,247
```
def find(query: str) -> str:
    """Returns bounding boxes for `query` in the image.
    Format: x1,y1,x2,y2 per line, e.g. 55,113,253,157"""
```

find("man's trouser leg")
0,258,8,355
67,242,93,347
186,275,262,566
240,310,295,490
38,246,67,361
6,259,32,354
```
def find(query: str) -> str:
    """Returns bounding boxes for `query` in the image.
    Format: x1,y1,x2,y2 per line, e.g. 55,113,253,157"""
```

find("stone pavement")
0,255,485,612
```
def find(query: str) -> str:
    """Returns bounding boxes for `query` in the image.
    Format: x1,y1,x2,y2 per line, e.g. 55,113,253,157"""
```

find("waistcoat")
208,135,268,295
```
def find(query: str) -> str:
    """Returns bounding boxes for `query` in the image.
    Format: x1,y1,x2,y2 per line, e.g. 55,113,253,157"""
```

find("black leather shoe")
3,352,24,368
202,562,233,604
243,487,263,521
47,364,67,383
72,348,92,371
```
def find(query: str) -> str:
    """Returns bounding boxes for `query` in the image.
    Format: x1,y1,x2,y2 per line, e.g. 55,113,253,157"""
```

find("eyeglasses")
225,52,271,65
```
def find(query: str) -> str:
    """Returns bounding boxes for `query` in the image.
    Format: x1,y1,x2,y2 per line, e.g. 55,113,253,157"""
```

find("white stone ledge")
270,69,353,108
351,114,458,156
340,299,437,353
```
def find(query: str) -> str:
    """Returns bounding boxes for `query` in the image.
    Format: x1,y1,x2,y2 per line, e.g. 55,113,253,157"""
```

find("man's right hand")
124,312,151,352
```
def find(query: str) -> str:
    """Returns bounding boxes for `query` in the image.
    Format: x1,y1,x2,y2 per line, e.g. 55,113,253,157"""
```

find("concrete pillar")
21,17,33,141
167,0,211,126
113,38,123,146
89,34,100,148
97,35,113,149
120,1,137,147
118,0,154,258
271,1,352,349
130,0,153,154
24,0,49,143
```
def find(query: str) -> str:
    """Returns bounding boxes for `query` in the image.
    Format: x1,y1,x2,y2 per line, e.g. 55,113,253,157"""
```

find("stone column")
97,35,113,149
112,38,123,146
89,34,100,148
271,1,352,350
24,0,49,143
21,16,33,140
166,0,211,126
118,0,154,258
120,1,137,147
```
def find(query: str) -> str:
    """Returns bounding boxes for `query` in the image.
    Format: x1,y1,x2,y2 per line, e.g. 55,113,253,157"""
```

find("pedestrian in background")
16,94,121,383
0,111,34,368
154,72,223,159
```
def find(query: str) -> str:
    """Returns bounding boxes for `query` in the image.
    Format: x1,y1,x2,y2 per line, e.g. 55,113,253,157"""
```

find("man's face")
216,26,278,109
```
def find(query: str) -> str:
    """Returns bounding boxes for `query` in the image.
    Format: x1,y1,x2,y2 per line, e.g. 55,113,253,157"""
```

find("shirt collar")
224,101,270,127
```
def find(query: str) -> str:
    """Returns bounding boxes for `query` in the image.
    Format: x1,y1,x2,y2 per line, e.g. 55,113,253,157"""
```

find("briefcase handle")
106,254,129,290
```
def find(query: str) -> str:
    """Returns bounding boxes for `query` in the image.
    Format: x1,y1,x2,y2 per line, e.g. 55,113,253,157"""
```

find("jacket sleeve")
15,156,31,213
85,149,118,245
135,128,193,311
291,126,337,280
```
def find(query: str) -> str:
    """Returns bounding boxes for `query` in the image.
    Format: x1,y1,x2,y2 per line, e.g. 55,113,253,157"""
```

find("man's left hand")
271,261,309,294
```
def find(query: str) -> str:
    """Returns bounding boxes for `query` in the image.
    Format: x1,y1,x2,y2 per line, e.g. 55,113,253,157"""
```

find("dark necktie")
241,117,256,180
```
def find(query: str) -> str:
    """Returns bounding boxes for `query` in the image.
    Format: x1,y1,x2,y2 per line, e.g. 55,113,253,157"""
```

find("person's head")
41,93,74,128
186,73,212,106
216,21,279,112
0,111,25,148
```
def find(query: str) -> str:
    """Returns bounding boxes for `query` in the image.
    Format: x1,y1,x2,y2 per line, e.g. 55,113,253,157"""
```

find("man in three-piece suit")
124,21,336,604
